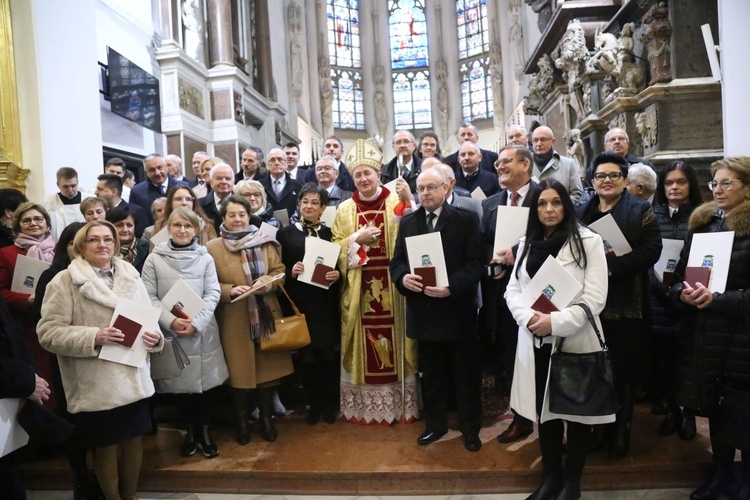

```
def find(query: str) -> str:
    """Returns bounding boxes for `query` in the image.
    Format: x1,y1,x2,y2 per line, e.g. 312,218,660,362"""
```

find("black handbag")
548,303,620,416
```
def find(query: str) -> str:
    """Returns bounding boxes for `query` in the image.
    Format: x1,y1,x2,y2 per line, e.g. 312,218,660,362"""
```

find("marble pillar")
208,0,233,66
254,0,275,100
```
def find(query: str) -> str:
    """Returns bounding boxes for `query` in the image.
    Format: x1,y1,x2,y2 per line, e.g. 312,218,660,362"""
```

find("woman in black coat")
576,152,662,460
670,156,750,499
276,183,341,424
648,162,703,439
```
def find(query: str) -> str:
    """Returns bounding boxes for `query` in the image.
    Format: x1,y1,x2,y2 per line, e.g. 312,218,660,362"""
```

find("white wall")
718,0,750,156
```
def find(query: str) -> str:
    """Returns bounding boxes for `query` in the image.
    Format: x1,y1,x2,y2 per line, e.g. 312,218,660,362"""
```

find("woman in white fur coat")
141,208,228,459
38,221,163,500
505,180,612,500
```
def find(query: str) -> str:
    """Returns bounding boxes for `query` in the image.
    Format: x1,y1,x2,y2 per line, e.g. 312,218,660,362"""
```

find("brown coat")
206,238,293,388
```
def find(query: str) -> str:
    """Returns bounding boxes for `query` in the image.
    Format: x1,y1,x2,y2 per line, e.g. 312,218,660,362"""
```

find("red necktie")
510,191,520,207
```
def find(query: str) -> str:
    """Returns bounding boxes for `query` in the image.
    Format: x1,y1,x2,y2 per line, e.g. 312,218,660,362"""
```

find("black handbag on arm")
548,303,620,416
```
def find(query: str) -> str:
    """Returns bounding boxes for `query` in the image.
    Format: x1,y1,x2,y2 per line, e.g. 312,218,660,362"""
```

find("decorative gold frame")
0,0,27,191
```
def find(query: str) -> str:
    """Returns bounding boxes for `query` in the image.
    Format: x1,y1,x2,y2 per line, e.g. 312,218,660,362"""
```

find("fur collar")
689,201,750,237
67,256,142,310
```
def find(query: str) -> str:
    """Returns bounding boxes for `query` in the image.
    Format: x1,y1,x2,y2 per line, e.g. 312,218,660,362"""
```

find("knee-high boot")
231,388,251,445
321,358,340,424
691,431,736,500
258,386,278,442
554,422,591,500
527,420,564,500
608,383,635,460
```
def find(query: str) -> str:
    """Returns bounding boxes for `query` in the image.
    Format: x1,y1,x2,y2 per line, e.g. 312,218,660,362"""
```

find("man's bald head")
421,157,443,171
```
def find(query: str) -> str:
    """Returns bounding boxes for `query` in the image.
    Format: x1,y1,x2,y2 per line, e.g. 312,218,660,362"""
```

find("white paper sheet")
230,273,286,303
0,399,29,458
298,237,341,289
320,206,337,228
383,179,399,194
273,209,290,227
160,278,207,321
493,206,530,255
259,222,278,240
470,187,487,201
589,214,632,256
99,299,162,368
519,255,583,311
654,239,684,283
149,227,169,246
10,255,50,294
405,232,449,287
686,231,734,293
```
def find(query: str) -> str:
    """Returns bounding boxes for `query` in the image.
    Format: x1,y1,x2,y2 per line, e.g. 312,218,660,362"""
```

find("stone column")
254,0,275,100
208,0,233,66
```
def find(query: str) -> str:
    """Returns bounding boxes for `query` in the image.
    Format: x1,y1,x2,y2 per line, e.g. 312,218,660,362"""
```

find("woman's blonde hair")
168,207,201,231
711,156,750,186
234,179,267,211
12,202,51,235
73,220,120,257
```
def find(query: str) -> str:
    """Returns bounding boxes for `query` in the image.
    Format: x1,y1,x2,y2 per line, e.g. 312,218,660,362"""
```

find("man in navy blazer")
454,142,500,198
380,130,423,194
95,174,149,238
301,136,355,192
390,168,485,452
130,154,188,224
260,148,303,222
443,122,499,174
199,163,236,234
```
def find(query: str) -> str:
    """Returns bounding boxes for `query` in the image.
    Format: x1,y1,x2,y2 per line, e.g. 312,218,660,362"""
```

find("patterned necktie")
510,191,520,207
426,212,436,232
401,164,409,179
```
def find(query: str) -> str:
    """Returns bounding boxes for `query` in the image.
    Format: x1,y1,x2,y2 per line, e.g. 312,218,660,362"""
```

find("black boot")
526,470,563,500
196,424,219,459
658,406,682,436
258,386,278,442
691,447,736,500
179,423,198,457
232,388,251,445
608,383,635,460
302,362,322,425
737,451,750,500
552,481,581,500
678,410,697,440
321,359,340,424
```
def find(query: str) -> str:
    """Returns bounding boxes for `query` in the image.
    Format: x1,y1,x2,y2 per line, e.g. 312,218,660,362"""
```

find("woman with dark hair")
416,131,443,161
152,185,217,244
276,183,341,424
0,188,28,248
206,195,292,444
649,161,703,439
507,179,611,499
575,152,662,460
106,205,150,274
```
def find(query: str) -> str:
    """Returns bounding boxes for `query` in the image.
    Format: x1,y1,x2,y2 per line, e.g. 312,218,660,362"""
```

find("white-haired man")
443,122,499,174
626,163,657,204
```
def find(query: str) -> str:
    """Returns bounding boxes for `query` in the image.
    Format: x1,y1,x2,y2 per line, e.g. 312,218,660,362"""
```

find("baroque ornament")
635,108,658,148
640,2,673,85
178,79,204,119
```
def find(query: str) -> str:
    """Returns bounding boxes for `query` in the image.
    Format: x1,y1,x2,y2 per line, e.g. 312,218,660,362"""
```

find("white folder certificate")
493,206,530,254
654,239,684,282
259,222,278,240
99,299,161,368
149,227,169,246
0,399,29,458
405,232,449,287
320,206,337,228
298,237,341,289
160,278,207,321
471,187,487,201
10,255,50,294
519,255,583,311
686,231,734,293
589,214,632,256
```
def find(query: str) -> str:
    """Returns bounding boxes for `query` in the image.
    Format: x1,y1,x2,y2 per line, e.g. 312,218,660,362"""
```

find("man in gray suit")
315,155,353,208
439,165,482,223
531,126,582,203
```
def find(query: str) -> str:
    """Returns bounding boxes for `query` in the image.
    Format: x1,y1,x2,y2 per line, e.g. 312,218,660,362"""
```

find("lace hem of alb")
340,377,420,424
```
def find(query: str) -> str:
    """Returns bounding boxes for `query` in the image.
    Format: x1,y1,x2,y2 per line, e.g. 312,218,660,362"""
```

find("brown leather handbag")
259,283,311,352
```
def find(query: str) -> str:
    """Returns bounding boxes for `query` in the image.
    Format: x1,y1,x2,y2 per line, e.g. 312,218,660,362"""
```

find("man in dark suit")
302,135,355,192
260,148,303,222
443,122,499,174
583,127,655,186
95,174,149,238
380,130,423,194
199,163,235,235
189,151,209,188
439,165,482,222
390,168,485,452
315,156,353,208
236,146,269,184
480,145,542,444
455,142,500,198
130,154,188,224
284,142,310,181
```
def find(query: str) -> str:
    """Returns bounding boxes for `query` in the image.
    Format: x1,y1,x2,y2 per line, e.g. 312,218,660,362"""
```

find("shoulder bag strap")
277,283,303,317
574,303,607,350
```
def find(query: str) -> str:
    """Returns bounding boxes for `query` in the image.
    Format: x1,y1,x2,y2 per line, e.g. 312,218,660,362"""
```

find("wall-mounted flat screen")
106,47,161,133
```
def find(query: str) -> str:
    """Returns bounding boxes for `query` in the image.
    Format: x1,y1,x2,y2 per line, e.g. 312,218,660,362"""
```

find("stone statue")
374,89,387,137
525,0,553,33
182,0,205,65
635,109,658,148
318,33,333,133
435,59,450,141
524,54,556,114
586,31,618,75
554,20,588,120
589,25,646,102
568,128,585,174
641,2,673,85
509,14,525,81
288,0,303,99
581,82,591,116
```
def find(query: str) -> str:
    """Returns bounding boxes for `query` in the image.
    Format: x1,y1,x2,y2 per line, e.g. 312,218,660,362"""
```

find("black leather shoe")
322,409,337,424
553,482,581,500
179,424,198,457
690,467,736,500
464,435,482,452
306,406,321,426
657,410,681,436
678,412,697,440
526,472,563,500
607,420,631,460
417,429,447,445
498,420,534,443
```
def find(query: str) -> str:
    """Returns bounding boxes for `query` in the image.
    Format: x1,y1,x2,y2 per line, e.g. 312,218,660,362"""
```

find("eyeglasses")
606,136,629,144
416,183,445,194
173,196,194,203
240,192,262,198
170,223,195,231
316,165,335,172
85,237,115,245
19,216,46,226
532,137,553,144
495,158,516,169
708,179,743,191
300,199,321,206
593,172,624,181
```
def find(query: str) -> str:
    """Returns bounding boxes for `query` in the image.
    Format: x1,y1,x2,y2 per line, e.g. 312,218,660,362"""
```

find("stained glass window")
332,69,365,130
389,0,431,129
456,0,489,59
327,0,360,68
460,59,493,121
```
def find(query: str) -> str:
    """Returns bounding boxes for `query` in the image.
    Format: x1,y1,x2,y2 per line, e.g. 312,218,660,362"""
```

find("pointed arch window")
331,69,365,130
327,0,364,130
460,58,492,120
456,0,492,121
389,0,431,129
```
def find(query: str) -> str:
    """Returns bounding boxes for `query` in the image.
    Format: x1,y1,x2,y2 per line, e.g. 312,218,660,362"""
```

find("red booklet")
662,271,675,287
531,294,558,314
111,315,142,349
170,303,190,320
311,264,334,287
684,266,711,289
415,267,437,288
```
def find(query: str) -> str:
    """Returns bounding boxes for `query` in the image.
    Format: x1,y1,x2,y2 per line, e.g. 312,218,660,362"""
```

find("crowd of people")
1,121,749,500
